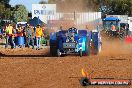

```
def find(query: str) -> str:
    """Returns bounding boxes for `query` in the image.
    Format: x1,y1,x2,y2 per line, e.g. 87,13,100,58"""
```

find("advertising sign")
32,4,56,23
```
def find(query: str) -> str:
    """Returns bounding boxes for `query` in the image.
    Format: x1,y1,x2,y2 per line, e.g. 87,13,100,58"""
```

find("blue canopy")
28,17,43,27
103,17,120,21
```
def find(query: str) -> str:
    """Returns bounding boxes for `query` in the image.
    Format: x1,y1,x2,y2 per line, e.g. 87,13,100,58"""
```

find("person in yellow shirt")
35,24,43,50
5,23,15,49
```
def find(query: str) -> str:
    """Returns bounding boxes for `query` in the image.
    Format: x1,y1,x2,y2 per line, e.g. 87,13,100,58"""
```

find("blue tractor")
103,17,127,39
50,27,101,57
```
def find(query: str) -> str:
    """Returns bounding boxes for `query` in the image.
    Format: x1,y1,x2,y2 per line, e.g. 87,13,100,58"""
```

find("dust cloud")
55,0,91,12
99,36,132,56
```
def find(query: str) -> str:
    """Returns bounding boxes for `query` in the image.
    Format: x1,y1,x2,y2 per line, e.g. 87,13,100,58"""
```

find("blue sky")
9,0,48,12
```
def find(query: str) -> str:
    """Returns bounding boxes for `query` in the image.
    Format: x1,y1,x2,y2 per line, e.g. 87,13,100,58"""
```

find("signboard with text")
32,4,56,23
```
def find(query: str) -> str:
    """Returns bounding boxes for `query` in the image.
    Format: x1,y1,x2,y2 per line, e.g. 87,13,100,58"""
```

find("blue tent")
29,17,43,27
103,17,120,21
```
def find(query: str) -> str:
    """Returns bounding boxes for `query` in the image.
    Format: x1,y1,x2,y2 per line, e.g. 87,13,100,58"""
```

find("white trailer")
128,17,132,31
16,22,27,29
107,15,128,23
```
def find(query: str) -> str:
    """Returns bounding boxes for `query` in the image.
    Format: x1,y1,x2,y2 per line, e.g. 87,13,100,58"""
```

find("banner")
32,4,56,23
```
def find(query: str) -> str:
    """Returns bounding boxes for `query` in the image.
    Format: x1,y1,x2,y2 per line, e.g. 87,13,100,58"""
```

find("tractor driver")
111,24,116,31
110,23,116,36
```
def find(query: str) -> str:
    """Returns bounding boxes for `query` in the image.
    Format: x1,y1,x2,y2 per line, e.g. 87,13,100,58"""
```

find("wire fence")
47,12,102,30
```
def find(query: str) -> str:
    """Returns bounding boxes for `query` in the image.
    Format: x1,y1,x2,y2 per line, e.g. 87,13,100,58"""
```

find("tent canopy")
103,17,120,21
28,17,43,27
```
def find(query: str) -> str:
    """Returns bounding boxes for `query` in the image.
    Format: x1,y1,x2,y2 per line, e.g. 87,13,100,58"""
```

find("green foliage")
0,0,28,24
110,0,132,15
95,0,132,15
13,5,28,23
0,3,5,16
0,2,11,20
0,0,10,4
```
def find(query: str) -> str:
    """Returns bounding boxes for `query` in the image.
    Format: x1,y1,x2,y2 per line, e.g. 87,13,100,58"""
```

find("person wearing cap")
24,23,35,49
5,23,15,49
35,24,43,50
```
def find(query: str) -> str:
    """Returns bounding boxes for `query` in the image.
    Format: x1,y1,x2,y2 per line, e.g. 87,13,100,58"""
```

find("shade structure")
29,17,43,27
103,17,120,21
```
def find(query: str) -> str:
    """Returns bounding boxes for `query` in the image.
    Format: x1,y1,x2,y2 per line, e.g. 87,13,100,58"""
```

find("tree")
39,0,48,4
92,0,132,16
0,4,12,21
0,3,5,17
0,0,10,4
13,5,28,23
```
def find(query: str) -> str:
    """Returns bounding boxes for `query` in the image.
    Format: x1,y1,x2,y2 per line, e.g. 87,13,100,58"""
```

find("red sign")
124,36,132,43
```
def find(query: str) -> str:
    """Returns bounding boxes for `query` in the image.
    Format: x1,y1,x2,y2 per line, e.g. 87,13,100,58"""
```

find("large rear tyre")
79,49,82,57
50,46,57,56
94,46,98,55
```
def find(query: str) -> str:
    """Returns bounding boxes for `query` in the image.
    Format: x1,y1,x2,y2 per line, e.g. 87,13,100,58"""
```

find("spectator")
0,26,2,39
5,23,15,49
111,24,116,31
24,23,35,49
23,25,27,47
35,24,43,50
16,24,25,48
16,24,23,36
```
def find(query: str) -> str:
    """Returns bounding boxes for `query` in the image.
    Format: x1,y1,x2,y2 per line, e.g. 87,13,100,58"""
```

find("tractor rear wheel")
94,46,98,55
85,37,90,56
50,46,57,56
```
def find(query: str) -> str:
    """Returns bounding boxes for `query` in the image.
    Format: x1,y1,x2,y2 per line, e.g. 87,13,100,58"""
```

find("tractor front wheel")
57,49,61,57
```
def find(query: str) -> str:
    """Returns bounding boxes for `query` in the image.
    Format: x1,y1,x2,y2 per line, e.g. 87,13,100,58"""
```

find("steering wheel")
68,27,77,33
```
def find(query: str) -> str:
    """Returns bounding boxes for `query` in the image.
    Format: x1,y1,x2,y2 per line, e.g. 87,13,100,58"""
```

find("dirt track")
0,36,132,88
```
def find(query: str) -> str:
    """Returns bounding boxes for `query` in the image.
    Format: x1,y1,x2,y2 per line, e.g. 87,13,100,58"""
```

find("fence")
47,12,102,30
